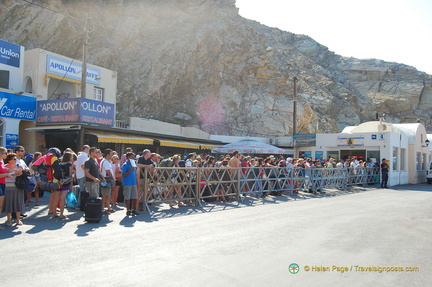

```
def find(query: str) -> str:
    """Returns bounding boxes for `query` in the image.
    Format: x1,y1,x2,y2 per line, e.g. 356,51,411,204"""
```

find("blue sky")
236,0,432,74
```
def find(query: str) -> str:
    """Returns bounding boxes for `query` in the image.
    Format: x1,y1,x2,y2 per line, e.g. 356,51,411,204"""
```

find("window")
93,87,104,101
422,153,426,171
367,150,380,165
327,151,339,161
416,152,421,170
0,70,10,89
393,147,398,170
400,148,406,171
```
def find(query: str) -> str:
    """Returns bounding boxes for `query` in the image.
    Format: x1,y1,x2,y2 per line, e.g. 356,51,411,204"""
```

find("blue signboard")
37,98,114,127
0,91,36,120
5,134,19,149
80,98,114,126
315,151,323,161
46,55,100,85
0,39,22,68
36,98,80,124
303,151,312,158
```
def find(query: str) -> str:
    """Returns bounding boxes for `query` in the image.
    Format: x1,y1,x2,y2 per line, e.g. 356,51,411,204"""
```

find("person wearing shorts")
122,152,138,216
84,147,102,198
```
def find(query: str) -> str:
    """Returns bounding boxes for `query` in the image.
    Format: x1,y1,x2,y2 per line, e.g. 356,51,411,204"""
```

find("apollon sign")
37,98,114,126
46,55,100,85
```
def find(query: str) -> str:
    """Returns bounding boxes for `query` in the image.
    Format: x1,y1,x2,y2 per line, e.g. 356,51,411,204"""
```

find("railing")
137,166,381,213
115,120,129,129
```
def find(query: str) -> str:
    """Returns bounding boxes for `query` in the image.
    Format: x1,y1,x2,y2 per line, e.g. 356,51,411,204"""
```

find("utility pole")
81,17,89,99
79,17,89,150
293,76,298,135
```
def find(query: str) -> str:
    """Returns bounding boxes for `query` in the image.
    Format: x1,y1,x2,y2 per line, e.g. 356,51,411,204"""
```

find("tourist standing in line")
122,152,138,216
84,147,103,198
100,149,115,214
75,145,90,197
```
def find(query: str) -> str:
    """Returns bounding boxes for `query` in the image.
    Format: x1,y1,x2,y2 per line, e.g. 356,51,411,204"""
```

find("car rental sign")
0,91,36,120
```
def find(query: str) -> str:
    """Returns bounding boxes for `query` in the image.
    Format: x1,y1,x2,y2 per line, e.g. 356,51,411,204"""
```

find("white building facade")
294,121,430,186
0,39,37,149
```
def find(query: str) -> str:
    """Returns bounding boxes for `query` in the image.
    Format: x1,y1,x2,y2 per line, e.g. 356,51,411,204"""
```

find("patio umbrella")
211,137,286,154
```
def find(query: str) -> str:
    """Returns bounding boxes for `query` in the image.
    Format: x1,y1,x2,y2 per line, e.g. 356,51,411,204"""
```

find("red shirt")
0,161,7,184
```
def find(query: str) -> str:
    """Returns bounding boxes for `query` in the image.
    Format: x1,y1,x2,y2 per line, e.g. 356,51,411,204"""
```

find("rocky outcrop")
1,0,431,135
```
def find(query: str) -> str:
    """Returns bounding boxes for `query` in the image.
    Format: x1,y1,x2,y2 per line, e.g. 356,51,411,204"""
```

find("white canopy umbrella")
211,137,286,154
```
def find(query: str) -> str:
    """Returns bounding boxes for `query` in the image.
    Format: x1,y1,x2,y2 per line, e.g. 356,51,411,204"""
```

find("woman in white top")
110,154,121,206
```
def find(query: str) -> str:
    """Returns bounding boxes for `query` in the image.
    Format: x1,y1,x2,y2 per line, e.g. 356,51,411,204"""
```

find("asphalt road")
1,184,431,286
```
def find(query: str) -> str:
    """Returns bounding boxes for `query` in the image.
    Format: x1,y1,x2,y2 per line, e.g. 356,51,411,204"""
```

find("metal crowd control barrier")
138,166,381,213
139,167,239,213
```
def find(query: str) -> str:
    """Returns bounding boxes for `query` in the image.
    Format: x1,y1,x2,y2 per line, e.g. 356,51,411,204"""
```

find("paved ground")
1,184,431,286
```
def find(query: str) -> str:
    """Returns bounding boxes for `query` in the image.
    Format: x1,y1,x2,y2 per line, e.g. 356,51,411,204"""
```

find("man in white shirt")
75,145,90,195
100,148,115,214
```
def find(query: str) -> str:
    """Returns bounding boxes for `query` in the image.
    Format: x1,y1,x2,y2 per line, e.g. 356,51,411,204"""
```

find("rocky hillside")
2,0,431,136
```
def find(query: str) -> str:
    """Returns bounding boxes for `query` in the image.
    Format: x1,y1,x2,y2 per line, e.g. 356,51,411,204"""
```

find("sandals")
59,215,67,220
15,222,23,226
6,221,13,227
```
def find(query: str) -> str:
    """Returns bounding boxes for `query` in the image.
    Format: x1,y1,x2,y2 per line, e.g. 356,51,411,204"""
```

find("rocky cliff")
2,0,431,136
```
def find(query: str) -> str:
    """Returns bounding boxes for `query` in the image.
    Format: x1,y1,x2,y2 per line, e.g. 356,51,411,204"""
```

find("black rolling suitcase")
80,191,90,211
85,197,102,223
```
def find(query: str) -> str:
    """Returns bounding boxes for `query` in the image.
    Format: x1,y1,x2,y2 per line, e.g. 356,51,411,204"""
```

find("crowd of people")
0,144,386,228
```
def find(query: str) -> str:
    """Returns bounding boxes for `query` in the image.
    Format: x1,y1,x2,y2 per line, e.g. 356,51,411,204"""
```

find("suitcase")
85,197,102,223
80,190,90,212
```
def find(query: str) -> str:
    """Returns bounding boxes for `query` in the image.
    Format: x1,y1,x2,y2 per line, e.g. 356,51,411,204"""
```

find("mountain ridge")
1,0,431,136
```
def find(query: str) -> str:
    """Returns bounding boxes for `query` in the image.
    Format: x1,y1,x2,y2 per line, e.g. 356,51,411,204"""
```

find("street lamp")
422,139,430,147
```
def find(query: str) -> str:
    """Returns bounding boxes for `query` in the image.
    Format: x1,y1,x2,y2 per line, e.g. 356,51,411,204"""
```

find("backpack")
159,159,174,168
44,154,70,183
31,155,48,174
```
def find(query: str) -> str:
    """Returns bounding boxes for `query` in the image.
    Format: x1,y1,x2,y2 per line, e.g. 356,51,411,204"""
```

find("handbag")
15,175,27,190
65,190,78,208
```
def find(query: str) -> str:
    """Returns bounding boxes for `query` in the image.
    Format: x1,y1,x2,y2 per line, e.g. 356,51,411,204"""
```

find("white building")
294,120,430,186
0,39,37,149
23,48,118,153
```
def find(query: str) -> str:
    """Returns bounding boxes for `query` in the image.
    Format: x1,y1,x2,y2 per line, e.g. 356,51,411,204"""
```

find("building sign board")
0,91,36,120
293,133,316,147
37,98,114,127
5,134,19,149
337,136,364,147
0,39,21,68
46,55,101,85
